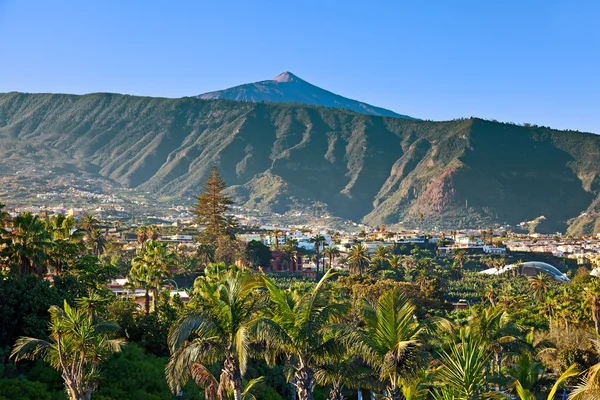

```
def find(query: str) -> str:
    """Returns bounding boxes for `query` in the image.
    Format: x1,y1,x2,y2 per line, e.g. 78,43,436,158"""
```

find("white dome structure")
480,261,569,282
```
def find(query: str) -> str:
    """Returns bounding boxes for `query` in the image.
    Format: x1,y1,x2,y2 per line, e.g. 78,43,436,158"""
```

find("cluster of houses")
101,227,600,312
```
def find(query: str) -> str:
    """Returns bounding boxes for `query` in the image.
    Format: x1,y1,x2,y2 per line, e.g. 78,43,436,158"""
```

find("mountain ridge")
1,91,600,234
197,71,413,119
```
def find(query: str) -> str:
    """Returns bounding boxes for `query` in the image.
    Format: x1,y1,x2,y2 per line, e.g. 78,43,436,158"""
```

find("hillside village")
8,200,600,273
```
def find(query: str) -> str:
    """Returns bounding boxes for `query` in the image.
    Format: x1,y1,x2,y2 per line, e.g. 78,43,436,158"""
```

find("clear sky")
1,0,598,133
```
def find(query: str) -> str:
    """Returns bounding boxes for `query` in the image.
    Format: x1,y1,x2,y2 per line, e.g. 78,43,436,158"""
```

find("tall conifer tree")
192,167,235,243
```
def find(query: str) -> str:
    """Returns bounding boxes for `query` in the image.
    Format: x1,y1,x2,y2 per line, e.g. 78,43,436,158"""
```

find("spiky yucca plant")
11,299,125,400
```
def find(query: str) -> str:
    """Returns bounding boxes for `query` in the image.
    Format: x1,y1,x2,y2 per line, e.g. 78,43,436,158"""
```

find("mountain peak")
196,72,413,119
272,71,300,83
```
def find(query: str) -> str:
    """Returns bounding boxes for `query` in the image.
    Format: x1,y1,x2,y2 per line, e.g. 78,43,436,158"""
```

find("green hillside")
1,92,600,233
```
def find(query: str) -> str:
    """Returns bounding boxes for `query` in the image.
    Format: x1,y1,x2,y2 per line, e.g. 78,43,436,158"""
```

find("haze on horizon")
0,0,598,134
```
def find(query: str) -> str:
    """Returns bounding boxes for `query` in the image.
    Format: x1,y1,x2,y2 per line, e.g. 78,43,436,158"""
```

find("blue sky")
0,0,598,133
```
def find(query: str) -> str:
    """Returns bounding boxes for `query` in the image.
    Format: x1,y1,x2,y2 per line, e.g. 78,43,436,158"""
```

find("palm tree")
342,289,424,400
10,299,125,400
128,240,175,314
310,234,326,274
584,279,600,335
135,226,148,245
347,243,370,277
254,270,348,400
483,284,498,307
433,330,492,399
190,365,265,400
282,238,300,271
466,306,522,376
166,270,263,400
75,290,110,322
370,246,390,271
48,214,82,242
271,229,282,251
7,212,52,275
452,249,468,268
322,246,340,271
512,259,524,278
147,225,160,240
79,214,99,239
402,255,417,281
45,214,85,273
389,255,402,270
315,355,376,400
89,228,107,257
529,273,551,302
125,263,153,315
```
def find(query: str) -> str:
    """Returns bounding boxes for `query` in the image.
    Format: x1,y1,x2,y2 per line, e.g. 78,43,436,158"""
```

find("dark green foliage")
0,378,52,400
125,292,182,357
71,255,120,292
0,276,60,363
246,240,272,268
25,360,65,397
52,274,90,302
244,358,287,399
94,344,200,400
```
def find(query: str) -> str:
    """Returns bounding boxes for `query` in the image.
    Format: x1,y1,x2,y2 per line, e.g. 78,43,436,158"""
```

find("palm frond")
548,363,579,400
242,376,265,400
514,381,536,400
168,311,213,351
190,362,219,400
10,337,50,361
165,336,224,393
236,324,250,375
104,338,126,353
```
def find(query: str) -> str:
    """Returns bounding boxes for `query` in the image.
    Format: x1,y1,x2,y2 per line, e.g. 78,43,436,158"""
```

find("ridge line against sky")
0,0,598,134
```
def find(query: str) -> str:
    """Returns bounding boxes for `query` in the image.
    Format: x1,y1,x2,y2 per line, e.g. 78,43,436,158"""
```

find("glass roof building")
480,261,569,282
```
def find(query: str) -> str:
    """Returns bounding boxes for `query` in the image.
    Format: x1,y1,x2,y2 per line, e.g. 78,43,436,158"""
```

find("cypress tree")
192,167,235,242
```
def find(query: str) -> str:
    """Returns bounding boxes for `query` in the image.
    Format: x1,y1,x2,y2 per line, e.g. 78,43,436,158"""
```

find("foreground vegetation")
3,170,600,400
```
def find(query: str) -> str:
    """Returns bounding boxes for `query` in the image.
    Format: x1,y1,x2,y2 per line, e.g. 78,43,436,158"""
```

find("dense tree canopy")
3,195,600,399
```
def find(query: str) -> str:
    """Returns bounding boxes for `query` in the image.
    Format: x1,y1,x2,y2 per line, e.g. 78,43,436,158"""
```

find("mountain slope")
197,72,413,119
1,91,600,233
